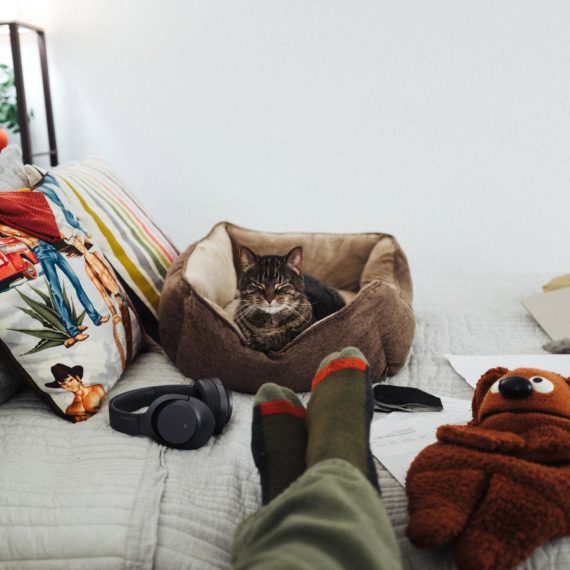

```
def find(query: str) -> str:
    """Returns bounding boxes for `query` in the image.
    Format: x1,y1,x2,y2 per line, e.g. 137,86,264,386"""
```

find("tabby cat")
234,246,345,352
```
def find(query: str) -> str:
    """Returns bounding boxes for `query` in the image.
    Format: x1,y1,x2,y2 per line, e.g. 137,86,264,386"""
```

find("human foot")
306,347,379,491
251,383,307,504
64,333,89,348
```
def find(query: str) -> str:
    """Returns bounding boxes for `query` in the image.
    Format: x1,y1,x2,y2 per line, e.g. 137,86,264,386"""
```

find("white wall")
0,2,17,21
13,1,570,277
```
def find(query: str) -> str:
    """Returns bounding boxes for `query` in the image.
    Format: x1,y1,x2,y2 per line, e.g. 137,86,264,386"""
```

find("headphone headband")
109,384,197,436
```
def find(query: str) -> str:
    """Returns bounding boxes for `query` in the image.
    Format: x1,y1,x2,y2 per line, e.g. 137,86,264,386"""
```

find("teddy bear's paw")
455,534,507,570
407,505,467,548
454,473,567,570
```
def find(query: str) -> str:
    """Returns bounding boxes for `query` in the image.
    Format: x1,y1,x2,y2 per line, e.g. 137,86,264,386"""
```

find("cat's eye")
275,283,289,292
246,283,263,294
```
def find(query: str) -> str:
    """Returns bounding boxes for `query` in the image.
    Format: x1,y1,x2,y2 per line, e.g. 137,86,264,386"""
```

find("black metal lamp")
0,21,58,166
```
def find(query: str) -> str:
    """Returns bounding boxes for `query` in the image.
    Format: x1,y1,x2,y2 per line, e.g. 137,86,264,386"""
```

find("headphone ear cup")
196,378,232,435
153,397,215,450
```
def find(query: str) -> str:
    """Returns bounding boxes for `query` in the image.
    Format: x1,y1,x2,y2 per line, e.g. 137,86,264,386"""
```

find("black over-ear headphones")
109,378,233,450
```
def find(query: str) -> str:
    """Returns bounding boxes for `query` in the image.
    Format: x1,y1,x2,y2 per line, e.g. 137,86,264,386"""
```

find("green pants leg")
232,458,402,570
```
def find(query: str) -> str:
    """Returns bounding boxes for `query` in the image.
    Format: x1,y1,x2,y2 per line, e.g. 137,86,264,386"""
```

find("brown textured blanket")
159,222,415,393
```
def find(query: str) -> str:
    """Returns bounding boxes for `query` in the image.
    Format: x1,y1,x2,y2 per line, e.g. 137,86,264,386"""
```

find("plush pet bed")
159,222,415,393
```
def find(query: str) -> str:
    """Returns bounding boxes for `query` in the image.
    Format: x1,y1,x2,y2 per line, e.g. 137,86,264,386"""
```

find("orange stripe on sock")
259,400,307,418
311,357,368,390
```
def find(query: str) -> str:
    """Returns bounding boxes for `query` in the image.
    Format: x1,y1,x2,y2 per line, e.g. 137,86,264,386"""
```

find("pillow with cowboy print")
0,181,144,422
0,145,179,343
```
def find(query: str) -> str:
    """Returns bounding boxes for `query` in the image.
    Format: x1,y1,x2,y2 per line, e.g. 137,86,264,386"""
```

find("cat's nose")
265,288,275,303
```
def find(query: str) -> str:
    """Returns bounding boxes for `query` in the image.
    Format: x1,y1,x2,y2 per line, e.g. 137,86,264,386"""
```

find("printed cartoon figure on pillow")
406,367,570,570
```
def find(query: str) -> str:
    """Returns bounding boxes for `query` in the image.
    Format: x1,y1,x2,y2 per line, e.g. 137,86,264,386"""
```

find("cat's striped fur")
234,246,344,352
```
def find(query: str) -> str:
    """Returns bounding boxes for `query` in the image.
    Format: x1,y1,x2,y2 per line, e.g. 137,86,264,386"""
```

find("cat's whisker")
243,306,258,318
234,304,250,316
234,247,345,351
284,304,307,320
235,303,257,319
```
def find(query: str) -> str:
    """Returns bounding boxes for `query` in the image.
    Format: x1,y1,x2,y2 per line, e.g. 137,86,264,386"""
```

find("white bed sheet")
1,272,568,569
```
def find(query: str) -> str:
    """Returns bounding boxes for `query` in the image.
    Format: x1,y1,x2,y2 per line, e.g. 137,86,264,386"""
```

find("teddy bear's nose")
498,376,533,399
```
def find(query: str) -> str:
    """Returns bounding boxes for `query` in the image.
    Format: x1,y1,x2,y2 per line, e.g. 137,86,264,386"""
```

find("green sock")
306,346,380,491
251,383,307,504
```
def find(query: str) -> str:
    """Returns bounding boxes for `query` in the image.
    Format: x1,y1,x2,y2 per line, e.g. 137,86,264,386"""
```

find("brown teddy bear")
406,367,570,570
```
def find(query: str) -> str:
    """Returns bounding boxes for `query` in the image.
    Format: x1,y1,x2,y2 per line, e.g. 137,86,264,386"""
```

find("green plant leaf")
62,281,72,316
65,284,84,331
9,328,69,341
62,281,77,323
16,289,68,334
21,338,64,355
44,279,57,311
17,306,53,329
0,64,18,132
28,281,53,308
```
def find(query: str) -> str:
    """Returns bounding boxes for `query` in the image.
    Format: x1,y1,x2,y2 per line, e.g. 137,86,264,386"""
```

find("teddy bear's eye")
490,378,504,394
529,376,554,394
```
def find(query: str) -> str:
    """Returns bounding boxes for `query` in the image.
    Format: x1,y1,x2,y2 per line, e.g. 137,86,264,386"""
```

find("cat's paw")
249,339,271,353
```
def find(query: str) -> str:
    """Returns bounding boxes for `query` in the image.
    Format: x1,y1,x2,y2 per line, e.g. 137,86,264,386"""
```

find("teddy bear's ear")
554,374,570,386
470,367,509,425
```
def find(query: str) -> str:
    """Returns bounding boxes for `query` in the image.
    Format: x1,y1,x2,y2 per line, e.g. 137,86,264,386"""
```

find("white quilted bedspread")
1,273,569,569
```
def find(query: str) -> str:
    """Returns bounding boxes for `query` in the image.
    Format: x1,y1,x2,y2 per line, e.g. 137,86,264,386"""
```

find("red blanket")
0,192,60,243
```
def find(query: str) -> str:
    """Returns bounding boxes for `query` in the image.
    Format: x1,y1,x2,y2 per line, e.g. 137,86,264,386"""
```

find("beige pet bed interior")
159,222,415,393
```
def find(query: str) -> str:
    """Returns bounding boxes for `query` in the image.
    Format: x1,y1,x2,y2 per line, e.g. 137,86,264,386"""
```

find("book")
522,287,570,340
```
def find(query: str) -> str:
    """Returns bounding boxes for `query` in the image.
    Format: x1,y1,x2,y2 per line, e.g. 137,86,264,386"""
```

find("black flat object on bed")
373,384,443,413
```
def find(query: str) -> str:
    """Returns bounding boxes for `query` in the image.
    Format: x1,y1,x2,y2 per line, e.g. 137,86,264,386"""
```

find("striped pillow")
44,161,179,341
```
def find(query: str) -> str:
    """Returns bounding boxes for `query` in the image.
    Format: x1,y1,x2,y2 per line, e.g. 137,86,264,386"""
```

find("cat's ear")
239,246,258,272
286,246,303,275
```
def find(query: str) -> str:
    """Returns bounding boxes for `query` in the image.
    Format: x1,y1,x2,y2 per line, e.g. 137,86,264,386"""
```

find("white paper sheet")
446,354,570,388
370,396,471,487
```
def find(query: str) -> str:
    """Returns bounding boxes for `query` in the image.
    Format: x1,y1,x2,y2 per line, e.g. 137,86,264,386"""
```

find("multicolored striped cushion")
45,161,179,340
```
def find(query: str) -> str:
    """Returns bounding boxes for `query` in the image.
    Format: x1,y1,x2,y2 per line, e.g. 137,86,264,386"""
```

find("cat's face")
238,246,306,315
